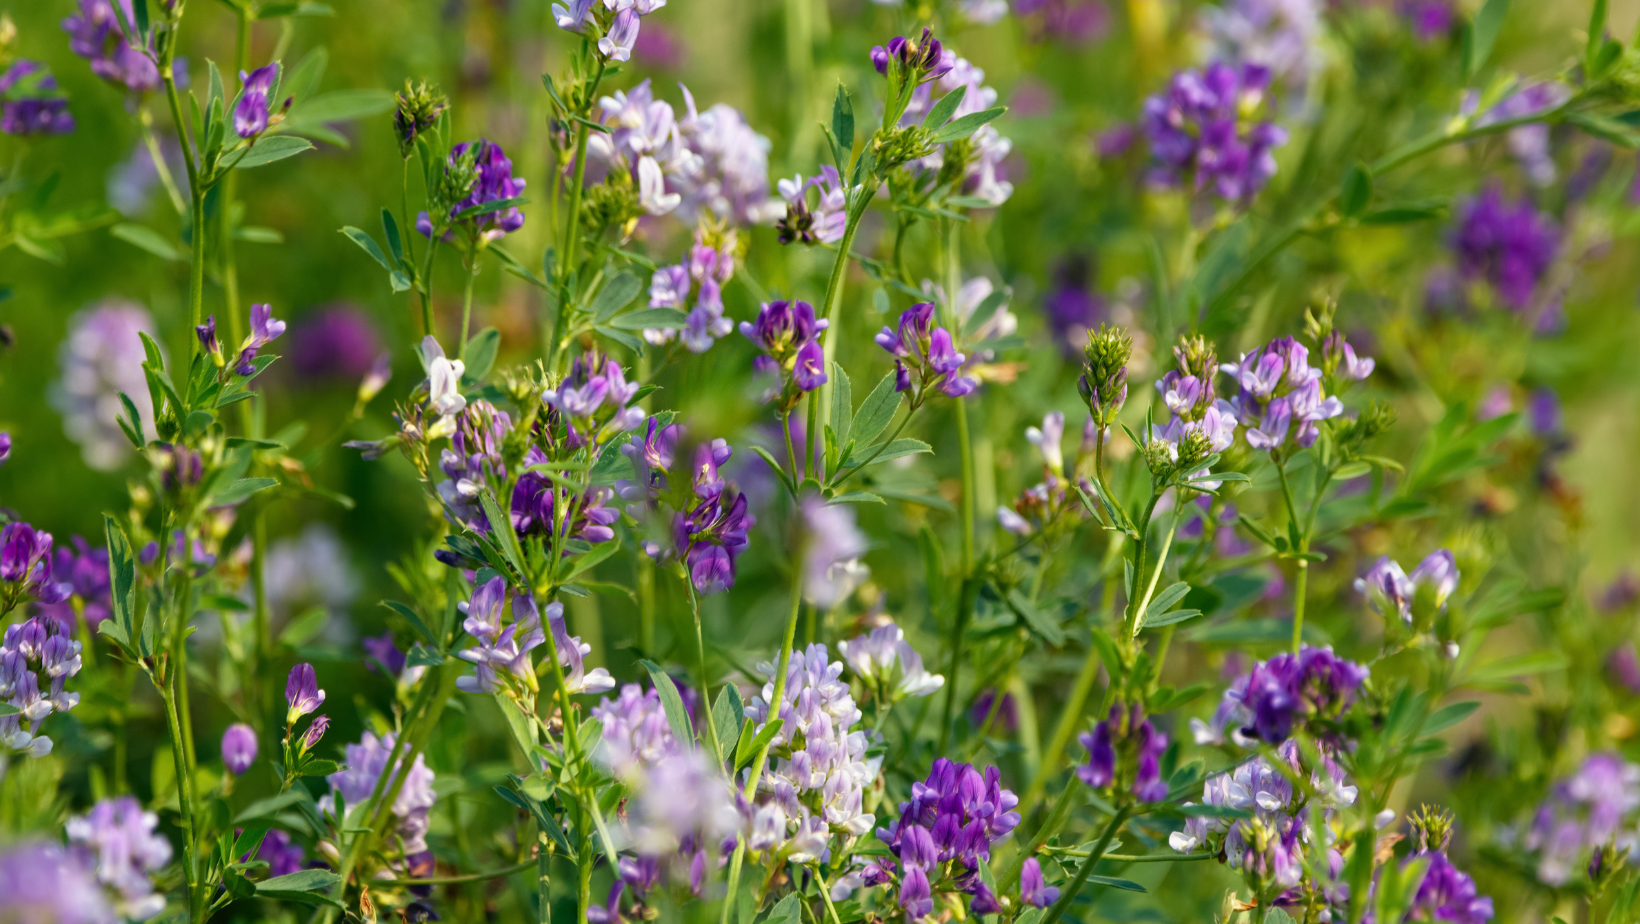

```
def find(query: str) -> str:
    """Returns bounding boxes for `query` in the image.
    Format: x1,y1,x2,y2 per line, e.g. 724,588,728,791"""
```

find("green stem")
139,108,187,216
459,243,477,361
1040,803,1134,924
576,811,593,924
1131,500,1184,637
689,587,720,757
159,678,200,924
816,194,873,427
999,771,1082,888
404,159,431,336
379,859,537,886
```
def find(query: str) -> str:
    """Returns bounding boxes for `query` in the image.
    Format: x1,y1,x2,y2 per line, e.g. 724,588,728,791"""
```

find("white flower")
421,335,467,419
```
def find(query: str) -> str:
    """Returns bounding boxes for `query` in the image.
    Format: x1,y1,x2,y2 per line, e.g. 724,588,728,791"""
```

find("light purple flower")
221,723,258,774
0,62,75,136
233,64,277,138
324,730,438,853
837,622,944,698
1021,857,1061,908
51,302,157,470
62,0,162,93
1141,61,1287,203
0,842,111,924
65,796,172,920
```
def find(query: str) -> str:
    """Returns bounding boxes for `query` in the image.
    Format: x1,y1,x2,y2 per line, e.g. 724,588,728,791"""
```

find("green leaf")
606,307,687,330
1340,162,1372,217
1143,608,1203,629
1422,701,1481,734
922,84,968,130
1088,875,1147,893
112,223,185,262
765,894,802,924
1007,589,1065,646
0,702,19,717
1142,582,1191,624
711,685,743,764
279,607,328,647
381,600,437,646
831,83,854,163
639,660,696,745
593,324,643,351
340,226,393,271
845,438,930,467
288,88,394,124
849,371,901,448
477,491,527,581
235,136,315,169
1568,112,1640,148
299,759,341,777
929,106,1005,144
452,195,528,221
1587,0,1609,77
258,869,341,893
1462,0,1510,82
829,492,885,505
1468,651,1568,683
1263,910,1297,924
734,718,783,771
211,477,278,507
463,327,502,382
828,363,852,457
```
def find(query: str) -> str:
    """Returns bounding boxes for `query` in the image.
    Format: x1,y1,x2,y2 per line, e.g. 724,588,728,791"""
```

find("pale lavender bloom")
552,0,595,30
674,87,782,225
51,302,158,470
1221,336,1341,450
323,731,438,853
627,749,741,857
745,643,878,850
800,497,870,609
1356,556,1414,624
837,622,944,698
548,601,616,695
262,523,360,625
1322,330,1375,382
221,723,258,774
1527,754,1640,885
66,797,172,920
776,166,848,244
1,615,82,757
233,64,277,138
598,8,641,62
1026,411,1066,475
0,842,111,924
1203,0,1321,88
1410,549,1460,608
593,684,679,780
456,578,548,695
62,0,161,93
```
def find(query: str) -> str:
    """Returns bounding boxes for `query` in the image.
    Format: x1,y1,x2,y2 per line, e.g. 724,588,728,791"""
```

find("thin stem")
816,192,873,427
379,859,536,886
1039,803,1134,924
999,764,1083,888
1131,499,1184,637
159,679,200,924
459,243,478,361
139,108,187,215
937,394,978,753
688,587,720,757
576,811,593,924
403,159,431,336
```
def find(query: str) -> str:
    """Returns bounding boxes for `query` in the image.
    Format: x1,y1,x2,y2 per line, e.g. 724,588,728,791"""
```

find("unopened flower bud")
394,79,448,156
1080,324,1131,425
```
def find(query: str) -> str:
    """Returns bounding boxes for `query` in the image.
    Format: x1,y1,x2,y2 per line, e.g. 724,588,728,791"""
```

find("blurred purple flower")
1142,61,1288,203
1451,184,1558,312
233,64,277,138
221,723,258,774
62,0,161,93
289,305,383,381
1042,255,1106,355
256,830,305,878
0,62,75,136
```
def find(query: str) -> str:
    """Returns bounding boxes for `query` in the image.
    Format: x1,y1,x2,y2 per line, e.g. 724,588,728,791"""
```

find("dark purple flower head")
233,64,278,138
363,631,407,676
424,139,527,242
1451,184,1559,312
299,714,330,751
1410,848,1495,924
235,303,287,375
1141,61,1286,203
221,722,258,774
256,829,306,878
0,61,75,136
62,0,161,93
1077,703,1170,802
1042,255,1105,354
0,432,9,465
289,305,382,380
0,523,71,607
739,300,827,359
872,28,951,82
33,536,110,630
195,315,220,361
878,757,1021,894
875,303,976,400
1401,0,1455,41
1222,336,1342,452
284,663,325,724
1198,645,1369,747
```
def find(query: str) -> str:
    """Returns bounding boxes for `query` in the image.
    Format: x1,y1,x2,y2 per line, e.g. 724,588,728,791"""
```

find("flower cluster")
648,440,756,595
1355,549,1459,627
51,301,157,471
1150,334,1237,469
1078,323,1131,427
419,140,527,243
875,302,978,400
0,841,110,924
866,758,1022,917
1221,336,1345,452
618,747,740,905
645,223,738,352
1451,184,1559,313
1526,753,1640,886
324,730,438,856
1170,741,1358,892
775,165,848,245
457,577,614,697
37,535,113,630
591,683,679,781
590,80,779,225
837,620,944,702
542,348,647,454
284,663,330,753
1,524,73,613
897,49,1014,206
0,60,75,136
1191,644,1369,747
65,797,172,921
1142,61,1288,203
1078,702,1170,802
742,300,829,410
0,615,82,758
744,643,877,860
553,0,667,64
61,0,161,93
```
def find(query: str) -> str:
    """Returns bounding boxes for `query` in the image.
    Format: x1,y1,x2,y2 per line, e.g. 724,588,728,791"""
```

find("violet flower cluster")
1525,753,1640,886
876,302,979,400
742,300,830,410
1221,335,1351,452
743,643,878,862
52,301,157,471
1355,548,1459,627
64,797,173,921
645,224,738,352
1141,61,1288,203
837,620,945,701
0,841,111,924
61,0,161,93
418,140,527,243
553,0,667,65
1078,702,1170,803
0,60,75,136
323,730,439,857
647,440,755,595
592,683,680,781
1451,184,1560,314
775,166,848,245
1191,644,1369,747
457,577,614,697
0,615,82,758
863,757,1022,917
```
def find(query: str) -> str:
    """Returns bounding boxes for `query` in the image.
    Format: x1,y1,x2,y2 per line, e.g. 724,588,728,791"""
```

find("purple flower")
1527,386,1562,437
1042,256,1106,354
1193,645,1368,747
234,302,286,375
323,731,437,853
1451,184,1559,312
1609,643,1640,694
421,140,527,243
1077,703,1170,802
775,166,848,245
1142,61,1286,202
32,536,112,631
0,61,75,136
284,663,325,724
299,714,330,751
1527,753,1640,885
256,830,306,878
2,616,83,757
592,684,680,780
233,64,277,138
289,305,382,380
1021,857,1061,908
1221,336,1342,451
599,8,641,62
665,443,756,596
53,301,158,470
1203,0,1321,87
65,796,172,920
0,842,110,924
1410,849,1495,924
877,757,1021,893
838,622,944,699
363,631,407,676
875,302,977,400
1355,549,1460,625
62,0,161,93
969,688,1016,732
871,28,951,82
1401,0,1454,40
221,723,258,774
1,524,72,609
